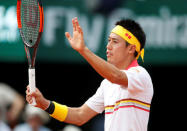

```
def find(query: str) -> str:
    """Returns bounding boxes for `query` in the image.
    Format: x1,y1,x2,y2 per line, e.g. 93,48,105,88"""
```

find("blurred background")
0,0,186,130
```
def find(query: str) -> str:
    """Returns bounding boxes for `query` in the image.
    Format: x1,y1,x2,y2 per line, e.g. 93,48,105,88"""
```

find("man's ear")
128,45,136,55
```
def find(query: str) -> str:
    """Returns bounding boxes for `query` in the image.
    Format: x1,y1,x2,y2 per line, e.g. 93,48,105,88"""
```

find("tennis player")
26,17,153,131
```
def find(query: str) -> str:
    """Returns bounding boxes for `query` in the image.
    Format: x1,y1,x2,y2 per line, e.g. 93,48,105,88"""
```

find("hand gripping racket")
17,0,44,105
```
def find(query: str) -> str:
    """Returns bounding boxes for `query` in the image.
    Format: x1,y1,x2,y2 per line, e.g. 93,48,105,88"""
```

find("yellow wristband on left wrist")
50,101,68,122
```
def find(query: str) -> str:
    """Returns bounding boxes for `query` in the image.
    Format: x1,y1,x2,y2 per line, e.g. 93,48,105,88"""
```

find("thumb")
65,32,72,41
30,87,39,97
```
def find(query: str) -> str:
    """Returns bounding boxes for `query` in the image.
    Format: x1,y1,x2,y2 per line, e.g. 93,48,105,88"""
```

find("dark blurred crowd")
0,83,84,131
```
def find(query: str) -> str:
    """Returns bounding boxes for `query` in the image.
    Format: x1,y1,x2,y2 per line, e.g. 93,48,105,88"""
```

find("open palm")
65,17,85,52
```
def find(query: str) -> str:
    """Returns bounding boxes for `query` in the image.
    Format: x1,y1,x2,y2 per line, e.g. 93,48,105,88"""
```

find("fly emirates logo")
0,5,187,50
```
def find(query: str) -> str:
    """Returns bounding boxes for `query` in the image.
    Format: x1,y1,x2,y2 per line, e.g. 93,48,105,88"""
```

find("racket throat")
24,46,37,68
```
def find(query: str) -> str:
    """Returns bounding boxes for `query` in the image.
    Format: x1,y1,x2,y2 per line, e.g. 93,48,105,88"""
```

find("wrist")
45,101,68,122
45,101,55,114
41,99,50,111
78,46,88,55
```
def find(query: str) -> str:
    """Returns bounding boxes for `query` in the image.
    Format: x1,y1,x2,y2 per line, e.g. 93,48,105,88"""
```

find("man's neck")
126,59,139,70
116,58,138,70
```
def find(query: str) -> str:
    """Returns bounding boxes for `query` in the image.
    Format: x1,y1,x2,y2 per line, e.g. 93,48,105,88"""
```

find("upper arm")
80,104,99,122
124,68,146,93
113,68,145,91
109,70,128,87
65,82,104,126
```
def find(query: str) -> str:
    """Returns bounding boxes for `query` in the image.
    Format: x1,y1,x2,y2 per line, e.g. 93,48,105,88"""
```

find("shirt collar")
126,59,139,70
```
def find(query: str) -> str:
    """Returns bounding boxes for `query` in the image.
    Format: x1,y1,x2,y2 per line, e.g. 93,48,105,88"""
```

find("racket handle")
29,68,36,106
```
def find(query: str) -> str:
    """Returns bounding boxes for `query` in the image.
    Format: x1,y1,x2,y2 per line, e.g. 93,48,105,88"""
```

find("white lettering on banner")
43,7,104,53
79,15,104,52
108,6,187,49
43,7,66,47
43,7,79,47
139,6,187,48
179,18,187,48
0,6,18,43
64,7,80,47
0,5,187,50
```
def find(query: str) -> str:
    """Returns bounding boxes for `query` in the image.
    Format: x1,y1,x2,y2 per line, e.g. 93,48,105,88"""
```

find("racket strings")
21,0,40,47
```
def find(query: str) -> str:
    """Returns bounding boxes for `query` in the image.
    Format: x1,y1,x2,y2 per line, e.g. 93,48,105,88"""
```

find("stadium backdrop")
0,0,187,65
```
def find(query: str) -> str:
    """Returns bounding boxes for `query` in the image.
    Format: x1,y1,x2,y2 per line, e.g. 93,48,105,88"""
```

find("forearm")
65,107,87,126
45,102,96,126
79,47,127,85
65,17,127,85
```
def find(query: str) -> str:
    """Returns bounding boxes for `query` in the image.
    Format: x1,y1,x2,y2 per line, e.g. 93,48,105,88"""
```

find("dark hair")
115,19,146,57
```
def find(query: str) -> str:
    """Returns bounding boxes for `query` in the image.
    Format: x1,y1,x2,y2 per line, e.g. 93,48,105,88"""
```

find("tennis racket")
17,0,44,105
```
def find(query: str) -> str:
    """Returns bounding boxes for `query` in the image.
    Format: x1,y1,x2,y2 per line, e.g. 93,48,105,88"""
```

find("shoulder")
122,66,153,93
98,79,112,89
136,66,152,84
128,66,147,73
126,66,152,80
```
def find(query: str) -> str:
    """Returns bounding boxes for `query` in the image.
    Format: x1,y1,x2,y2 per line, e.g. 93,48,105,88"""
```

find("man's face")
106,33,129,67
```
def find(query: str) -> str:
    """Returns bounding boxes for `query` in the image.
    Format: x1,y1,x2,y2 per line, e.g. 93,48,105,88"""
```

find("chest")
103,82,130,106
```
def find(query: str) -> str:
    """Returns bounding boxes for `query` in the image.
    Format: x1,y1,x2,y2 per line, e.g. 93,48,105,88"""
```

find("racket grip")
29,68,36,106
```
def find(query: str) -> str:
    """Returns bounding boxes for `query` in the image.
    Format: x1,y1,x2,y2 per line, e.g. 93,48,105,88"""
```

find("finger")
77,26,83,35
26,85,30,91
75,18,80,27
78,26,82,34
28,99,33,104
31,87,41,98
75,18,81,33
65,32,72,41
34,88,40,96
26,95,31,101
30,88,38,97
72,18,77,32
26,95,33,104
80,28,83,35
26,87,30,95
26,89,29,95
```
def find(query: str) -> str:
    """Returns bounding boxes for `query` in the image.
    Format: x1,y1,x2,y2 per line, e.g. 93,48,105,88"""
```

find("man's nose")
107,42,112,50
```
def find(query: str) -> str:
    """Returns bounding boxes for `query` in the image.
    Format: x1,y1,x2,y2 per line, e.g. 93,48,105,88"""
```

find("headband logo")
125,33,132,39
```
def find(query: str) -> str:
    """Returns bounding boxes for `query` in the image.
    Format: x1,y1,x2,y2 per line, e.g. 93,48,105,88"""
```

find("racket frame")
17,0,44,105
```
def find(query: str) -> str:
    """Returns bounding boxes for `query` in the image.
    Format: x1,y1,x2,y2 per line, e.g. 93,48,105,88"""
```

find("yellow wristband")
50,101,68,122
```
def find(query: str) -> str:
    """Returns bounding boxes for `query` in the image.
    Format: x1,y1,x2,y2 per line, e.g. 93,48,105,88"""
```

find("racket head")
17,0,44,48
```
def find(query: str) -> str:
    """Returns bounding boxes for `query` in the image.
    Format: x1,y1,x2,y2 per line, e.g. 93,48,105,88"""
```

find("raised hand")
65,17,86,52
